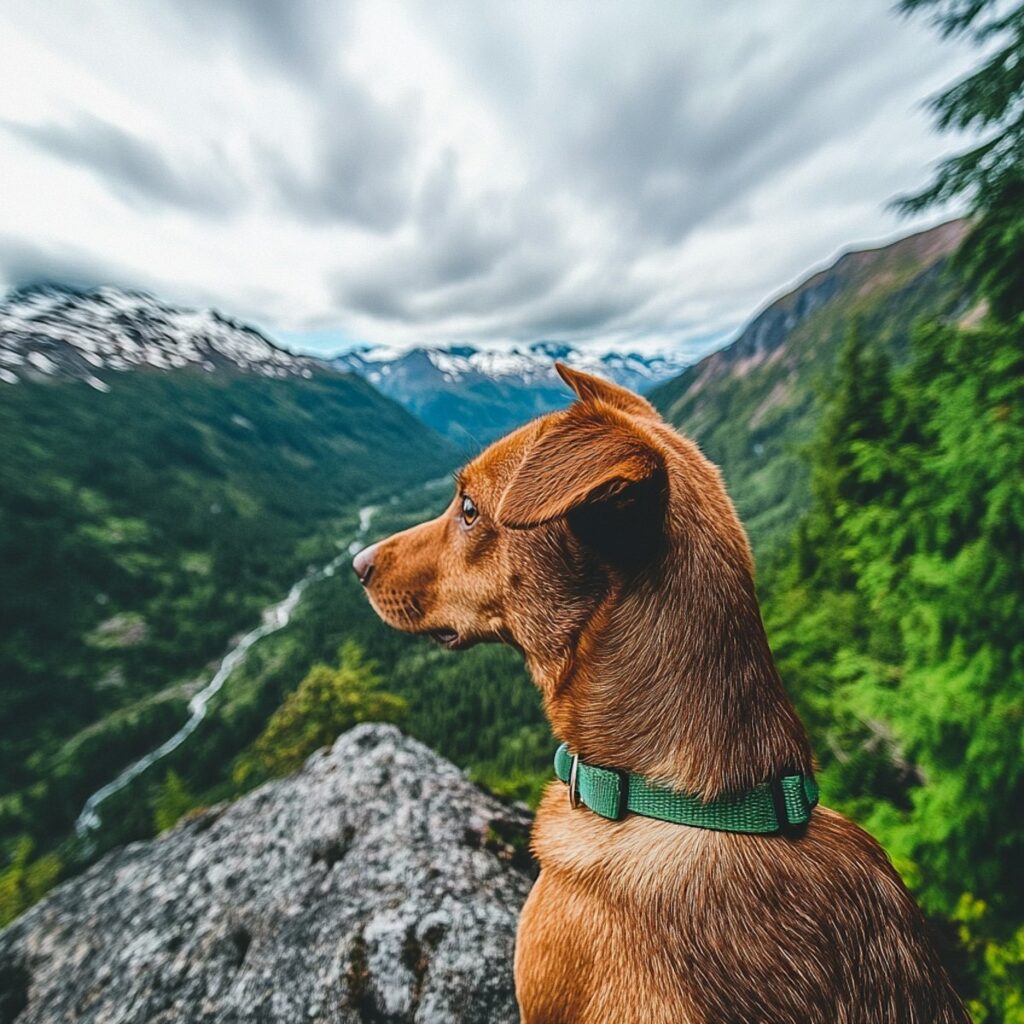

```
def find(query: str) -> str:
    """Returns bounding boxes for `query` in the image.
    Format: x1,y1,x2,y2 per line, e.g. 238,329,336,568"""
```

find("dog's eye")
461,495,479,527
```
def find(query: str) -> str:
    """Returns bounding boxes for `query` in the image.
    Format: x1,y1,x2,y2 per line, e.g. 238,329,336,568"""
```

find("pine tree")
841,318,1024,918
770,312,1024,1018
152,770,197,833
896,0,1024,320
233,641,407,786
796,322,894,589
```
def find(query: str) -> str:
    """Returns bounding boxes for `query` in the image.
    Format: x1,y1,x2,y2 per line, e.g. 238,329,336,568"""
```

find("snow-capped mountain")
0,286,320,390
0,284,691,448
335,341,686,393
332,342,689,446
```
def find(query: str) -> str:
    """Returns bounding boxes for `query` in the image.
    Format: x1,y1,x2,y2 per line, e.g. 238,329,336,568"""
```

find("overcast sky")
0,1,976,358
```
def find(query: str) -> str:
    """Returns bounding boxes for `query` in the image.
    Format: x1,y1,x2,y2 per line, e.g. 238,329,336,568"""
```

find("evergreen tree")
153,771,198,833
897,0,1024,320
233,641,407,786
841,318,1024,918
769,314,1024,1018
795,323,894,589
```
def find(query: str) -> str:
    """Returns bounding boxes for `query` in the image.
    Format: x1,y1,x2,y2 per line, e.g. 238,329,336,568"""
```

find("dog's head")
354,363,754,691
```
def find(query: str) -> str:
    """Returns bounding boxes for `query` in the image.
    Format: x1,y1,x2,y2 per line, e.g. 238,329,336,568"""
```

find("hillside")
0,286,457,858
649,220,975,556
334,342,688,447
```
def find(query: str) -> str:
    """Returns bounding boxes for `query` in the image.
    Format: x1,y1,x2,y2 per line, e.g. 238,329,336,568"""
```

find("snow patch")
27,351,58,374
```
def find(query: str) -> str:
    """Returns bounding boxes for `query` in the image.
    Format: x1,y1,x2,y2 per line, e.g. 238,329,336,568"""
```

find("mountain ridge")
650,218,975,554
333,341,689,446
0,285,327,389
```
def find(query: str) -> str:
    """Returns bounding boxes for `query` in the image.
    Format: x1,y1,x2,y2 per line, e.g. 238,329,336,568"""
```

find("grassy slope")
0,367,457,848
649,221,974,559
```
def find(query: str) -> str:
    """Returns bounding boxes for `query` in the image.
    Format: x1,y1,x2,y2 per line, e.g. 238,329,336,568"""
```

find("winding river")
75,505,379,835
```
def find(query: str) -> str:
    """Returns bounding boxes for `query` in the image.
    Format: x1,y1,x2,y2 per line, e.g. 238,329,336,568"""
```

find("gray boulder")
0,724,535,1023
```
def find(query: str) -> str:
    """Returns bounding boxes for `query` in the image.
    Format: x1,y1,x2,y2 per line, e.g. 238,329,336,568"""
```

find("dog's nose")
352,542,378,586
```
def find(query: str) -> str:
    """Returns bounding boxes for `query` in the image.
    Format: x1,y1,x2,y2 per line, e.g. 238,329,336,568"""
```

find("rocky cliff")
0,725,535,1024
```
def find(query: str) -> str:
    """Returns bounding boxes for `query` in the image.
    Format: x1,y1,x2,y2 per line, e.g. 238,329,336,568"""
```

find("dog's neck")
534,526,814,800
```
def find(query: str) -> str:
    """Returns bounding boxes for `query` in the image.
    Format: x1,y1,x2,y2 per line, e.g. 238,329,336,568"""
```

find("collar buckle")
769,774,792,833
567,753,581,809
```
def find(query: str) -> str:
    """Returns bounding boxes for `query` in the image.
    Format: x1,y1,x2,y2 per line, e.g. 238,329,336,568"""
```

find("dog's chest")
515,796,715,1023
515,864,703,1024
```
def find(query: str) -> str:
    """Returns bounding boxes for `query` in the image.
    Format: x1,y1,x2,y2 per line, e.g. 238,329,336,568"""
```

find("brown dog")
353,364,967,1024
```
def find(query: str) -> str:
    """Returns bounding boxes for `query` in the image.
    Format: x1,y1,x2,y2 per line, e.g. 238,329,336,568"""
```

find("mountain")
333,342,689,447
0,286,457,857
0,285,324,387
0,725,532,1024
650,220,976,556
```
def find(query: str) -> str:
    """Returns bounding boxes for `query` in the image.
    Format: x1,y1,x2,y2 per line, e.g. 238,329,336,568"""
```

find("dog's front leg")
514,869,590,1024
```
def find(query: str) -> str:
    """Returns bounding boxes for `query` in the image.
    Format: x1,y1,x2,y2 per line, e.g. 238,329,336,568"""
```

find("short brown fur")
355,364,968,1024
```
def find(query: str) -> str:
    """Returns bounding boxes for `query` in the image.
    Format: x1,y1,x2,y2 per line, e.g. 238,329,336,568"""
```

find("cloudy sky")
0,1,976,358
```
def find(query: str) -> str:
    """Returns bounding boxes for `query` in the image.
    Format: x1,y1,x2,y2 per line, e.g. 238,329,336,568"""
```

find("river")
75,504,379,835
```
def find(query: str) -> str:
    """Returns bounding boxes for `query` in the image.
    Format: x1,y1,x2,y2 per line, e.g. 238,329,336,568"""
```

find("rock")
0,725,535,1023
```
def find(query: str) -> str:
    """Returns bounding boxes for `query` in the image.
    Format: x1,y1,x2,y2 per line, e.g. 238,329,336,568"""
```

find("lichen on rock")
0,724,534,1023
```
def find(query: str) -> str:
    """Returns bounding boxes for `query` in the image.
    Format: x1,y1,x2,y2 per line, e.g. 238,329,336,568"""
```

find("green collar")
554,743,819,834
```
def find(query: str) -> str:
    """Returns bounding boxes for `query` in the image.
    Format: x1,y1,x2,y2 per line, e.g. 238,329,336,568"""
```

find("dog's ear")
555,362,659,420
497,403,662,530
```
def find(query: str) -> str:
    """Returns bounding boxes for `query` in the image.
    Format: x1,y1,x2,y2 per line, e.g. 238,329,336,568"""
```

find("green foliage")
152,771,198,833
233,642,407,785
767,315,1023,1017
956,175,1024,323
955,896,1024,1024
897,0,1024,320
469,724,554,806
0,837,62,927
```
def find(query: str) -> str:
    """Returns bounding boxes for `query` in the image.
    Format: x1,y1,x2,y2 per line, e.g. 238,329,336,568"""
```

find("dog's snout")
352,542,378,586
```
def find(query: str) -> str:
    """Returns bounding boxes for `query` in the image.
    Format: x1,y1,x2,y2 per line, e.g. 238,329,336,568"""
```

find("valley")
75,500,383,836
0,289,458,882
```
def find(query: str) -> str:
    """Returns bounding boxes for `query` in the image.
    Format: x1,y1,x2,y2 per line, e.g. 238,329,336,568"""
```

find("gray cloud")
439,4,929,251
3,114,242,217
0,0,976,351
160,0,348,85
320,1,972,342
155,0,416,232
0,236,147,293
333,151,573,325
264,82,418,232
559,43,852,243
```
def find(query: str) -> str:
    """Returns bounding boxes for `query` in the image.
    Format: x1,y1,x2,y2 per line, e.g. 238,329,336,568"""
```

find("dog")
353,364,968,1023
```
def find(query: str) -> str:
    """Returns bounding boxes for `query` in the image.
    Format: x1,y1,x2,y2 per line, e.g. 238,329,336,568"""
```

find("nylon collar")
554,743,818,834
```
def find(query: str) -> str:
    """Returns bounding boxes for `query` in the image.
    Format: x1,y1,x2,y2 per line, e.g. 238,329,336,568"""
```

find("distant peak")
0,285,325,387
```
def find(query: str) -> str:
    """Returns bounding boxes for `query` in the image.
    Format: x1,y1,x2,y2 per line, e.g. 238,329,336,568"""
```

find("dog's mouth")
429,628,468,650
